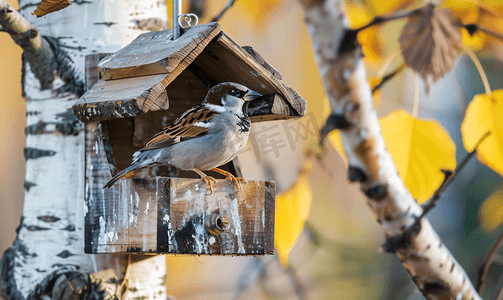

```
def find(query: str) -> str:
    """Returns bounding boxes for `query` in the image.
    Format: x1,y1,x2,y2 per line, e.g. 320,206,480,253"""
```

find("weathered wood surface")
242,46,282,81
73,24,221,122
75,73,169,121
73,23,306,123
85,121,275,255
99,23,223,80
198,32,306,116
84,53,107,90
86,178,275,255
248,93,298,122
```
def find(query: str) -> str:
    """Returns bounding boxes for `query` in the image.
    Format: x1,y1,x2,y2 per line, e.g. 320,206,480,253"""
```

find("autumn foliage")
275,0,503,269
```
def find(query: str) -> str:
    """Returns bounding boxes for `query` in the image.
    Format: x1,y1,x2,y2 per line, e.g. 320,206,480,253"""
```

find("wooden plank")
99,23,223,80
84,53,108,91
242,46,282,81
159,178,275,255
84,121,117,253
74,24,222,123
75,53,170,122
73,74,168,122
201,32,306,117
85,175,275,254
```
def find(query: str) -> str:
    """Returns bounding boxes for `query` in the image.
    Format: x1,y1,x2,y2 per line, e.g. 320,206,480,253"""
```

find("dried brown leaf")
32,0,71,18
399,4,461,86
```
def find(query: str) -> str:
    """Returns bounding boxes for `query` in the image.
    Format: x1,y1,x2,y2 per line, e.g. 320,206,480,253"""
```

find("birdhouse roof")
73,22,306,123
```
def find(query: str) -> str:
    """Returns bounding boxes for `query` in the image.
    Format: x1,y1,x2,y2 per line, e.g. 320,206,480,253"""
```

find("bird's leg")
210,168,246,190
192,168,216,194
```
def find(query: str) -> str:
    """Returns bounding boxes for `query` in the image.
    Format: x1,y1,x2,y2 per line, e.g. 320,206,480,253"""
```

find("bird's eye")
231,89,245,97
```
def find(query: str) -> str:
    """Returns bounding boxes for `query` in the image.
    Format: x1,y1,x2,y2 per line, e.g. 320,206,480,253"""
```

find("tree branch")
478,229,503,293
491,269,503,300
372,64,404,94
353,9,415,32
463,23,503,42
285,264,308,300
420,132,491,220
0,0,55,89
297,0,481,298
211,0,236,22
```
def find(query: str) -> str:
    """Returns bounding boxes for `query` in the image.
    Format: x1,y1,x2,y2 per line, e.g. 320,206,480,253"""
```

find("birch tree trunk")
296,0,481,299
1,1,168,299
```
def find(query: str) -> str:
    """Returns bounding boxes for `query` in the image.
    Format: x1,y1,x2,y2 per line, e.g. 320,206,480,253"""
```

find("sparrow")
104,82,262,193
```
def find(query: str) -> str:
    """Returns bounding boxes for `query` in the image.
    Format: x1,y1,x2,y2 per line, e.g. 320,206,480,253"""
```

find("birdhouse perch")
74,22,306,255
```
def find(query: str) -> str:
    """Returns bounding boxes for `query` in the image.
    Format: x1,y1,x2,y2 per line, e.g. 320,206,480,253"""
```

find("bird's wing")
140,105,218,151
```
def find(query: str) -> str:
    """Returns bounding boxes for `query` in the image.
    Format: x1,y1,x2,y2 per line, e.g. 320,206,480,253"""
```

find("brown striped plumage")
142,106,215,150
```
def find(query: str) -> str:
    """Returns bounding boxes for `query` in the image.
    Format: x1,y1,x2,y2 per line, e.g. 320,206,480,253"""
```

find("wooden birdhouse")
73,22,306,255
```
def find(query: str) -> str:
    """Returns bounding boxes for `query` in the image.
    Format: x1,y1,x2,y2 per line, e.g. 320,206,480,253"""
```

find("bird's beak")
243,89,262,101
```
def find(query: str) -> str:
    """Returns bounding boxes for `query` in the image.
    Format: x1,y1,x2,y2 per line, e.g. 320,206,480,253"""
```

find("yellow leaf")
462,28,485,52
461,90,503,177
381,110,456,203
330,110,456,203
478,187,503,231
275,175,312,267
345,2,373,28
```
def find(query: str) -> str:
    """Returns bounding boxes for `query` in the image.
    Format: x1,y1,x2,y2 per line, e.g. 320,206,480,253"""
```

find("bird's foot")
202,176,217,194
193,168,217,194
232,177,247,190
211,168,246,190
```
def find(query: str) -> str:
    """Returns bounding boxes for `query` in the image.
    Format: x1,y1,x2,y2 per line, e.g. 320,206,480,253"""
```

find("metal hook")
178,13,199,28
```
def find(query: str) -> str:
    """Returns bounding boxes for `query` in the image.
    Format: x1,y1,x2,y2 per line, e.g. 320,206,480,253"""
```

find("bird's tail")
104,163,139,188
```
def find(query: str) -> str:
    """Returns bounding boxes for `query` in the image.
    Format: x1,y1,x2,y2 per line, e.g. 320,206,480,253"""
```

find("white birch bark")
296,0,481,299
1,1,168,299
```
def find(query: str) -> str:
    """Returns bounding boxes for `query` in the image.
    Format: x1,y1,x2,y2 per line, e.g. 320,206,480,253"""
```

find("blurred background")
1,0,503,299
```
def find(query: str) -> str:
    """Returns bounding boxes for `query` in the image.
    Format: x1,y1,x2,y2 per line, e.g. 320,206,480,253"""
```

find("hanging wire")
172,0,182,39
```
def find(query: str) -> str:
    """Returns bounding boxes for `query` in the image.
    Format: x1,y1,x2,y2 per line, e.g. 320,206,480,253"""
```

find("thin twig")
211,0,237,22
478,26,503,42
419,131,491,220
478,229,503,293
378,47,400,78
232,257,265,300
491,269,503,300
286,264,308,300
353,9,415,32
372,64,405,94
462,43,491,96
463,24,503,42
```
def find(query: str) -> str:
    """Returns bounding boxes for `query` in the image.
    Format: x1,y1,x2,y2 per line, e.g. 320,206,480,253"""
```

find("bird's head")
204,82,262,114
